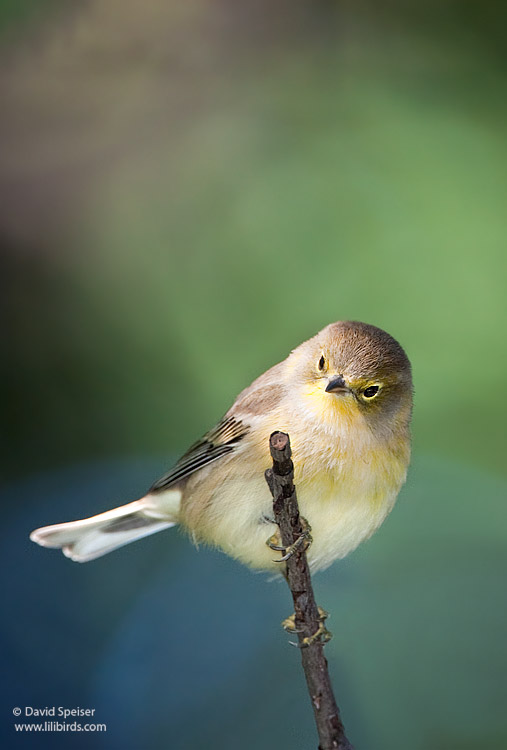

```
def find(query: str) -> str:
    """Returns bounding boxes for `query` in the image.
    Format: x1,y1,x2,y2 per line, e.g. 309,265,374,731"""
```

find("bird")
30,321,413,573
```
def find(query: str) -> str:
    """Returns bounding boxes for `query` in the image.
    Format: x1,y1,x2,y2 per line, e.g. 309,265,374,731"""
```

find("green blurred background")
1,2,506,749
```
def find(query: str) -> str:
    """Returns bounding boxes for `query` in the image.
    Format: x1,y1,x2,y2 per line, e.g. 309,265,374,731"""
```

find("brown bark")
265,431,353,750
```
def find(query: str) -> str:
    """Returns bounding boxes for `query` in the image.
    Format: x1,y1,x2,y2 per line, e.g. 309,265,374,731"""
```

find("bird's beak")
325,375,349,394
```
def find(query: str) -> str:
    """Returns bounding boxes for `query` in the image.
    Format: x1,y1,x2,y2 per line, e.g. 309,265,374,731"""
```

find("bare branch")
265,431,353,750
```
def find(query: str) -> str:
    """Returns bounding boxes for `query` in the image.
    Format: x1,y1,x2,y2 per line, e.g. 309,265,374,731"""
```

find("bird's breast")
285,413,410,570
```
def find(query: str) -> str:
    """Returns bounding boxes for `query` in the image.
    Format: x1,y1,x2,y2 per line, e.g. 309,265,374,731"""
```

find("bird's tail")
30,492,180,563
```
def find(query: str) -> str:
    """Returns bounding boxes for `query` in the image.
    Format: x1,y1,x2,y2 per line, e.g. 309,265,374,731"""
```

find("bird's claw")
282,613,304,634
301,610,332,649
266,517,312,563
282,607,332,648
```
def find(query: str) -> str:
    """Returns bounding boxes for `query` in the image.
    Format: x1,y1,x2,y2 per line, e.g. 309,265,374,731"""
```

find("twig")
265,431,353,750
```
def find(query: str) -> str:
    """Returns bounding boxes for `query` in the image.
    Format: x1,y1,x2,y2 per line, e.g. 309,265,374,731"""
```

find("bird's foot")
266,517,312,563
282,607,332,648
301,608,332,648
282,613,303,634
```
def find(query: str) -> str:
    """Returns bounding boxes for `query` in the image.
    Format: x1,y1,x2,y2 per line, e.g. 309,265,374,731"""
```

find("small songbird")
30,321,413,572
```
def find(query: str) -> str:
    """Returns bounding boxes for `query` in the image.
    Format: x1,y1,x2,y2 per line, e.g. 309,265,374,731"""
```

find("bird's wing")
149,360,286,493
148,415,249,493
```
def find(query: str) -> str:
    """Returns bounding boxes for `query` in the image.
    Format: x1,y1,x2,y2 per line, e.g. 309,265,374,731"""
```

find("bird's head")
290,321,413,434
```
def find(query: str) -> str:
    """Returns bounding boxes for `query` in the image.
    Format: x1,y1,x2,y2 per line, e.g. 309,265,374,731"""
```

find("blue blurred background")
1,1,506,748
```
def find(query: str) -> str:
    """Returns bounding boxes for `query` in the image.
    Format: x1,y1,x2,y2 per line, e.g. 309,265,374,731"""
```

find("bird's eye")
318,355,326,371
363,385,380,399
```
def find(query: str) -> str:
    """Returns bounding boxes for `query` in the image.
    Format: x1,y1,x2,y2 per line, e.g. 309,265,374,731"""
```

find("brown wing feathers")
149,416,248,493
